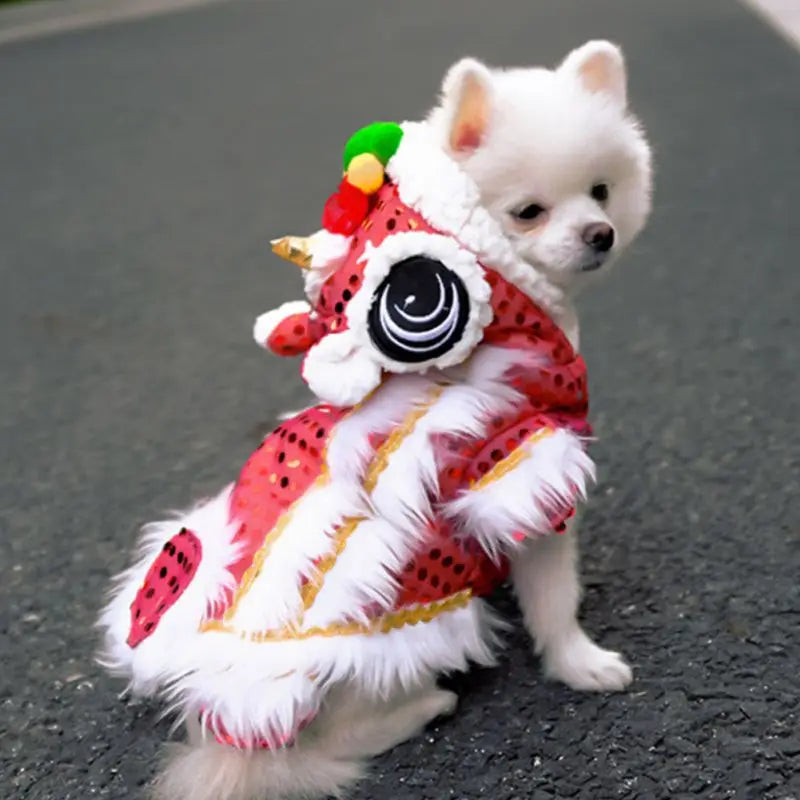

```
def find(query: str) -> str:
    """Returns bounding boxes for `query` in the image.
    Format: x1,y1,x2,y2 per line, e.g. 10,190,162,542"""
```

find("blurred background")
1,1,798,798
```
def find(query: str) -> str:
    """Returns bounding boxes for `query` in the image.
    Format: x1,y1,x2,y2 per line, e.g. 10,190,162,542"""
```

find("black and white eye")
367,256,469,364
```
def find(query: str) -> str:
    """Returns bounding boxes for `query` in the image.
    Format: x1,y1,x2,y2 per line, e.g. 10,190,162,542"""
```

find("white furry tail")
153,736,363,800
152,680,456,800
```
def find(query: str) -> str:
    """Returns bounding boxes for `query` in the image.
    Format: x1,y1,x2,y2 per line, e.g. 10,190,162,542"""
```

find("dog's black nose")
582,223,615,252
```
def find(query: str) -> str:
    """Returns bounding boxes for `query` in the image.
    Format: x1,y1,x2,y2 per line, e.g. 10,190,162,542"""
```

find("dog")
99,40,651,800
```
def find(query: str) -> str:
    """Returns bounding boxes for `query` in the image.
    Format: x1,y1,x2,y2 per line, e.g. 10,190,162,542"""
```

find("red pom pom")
322,179,369,235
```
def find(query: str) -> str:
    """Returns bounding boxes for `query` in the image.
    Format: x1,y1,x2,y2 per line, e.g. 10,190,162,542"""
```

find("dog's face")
429,42,652,293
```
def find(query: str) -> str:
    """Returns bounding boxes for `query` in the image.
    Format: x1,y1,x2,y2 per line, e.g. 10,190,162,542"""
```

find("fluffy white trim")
444,427,595,558
301,329,382,407
304,349,530,628
253,300,310,348
345,231,492,374
152,716,364,800
388,121,566,319
98,486,241,694
229,480,365,632
324,372,432,484
303,230,352,303
130,596,502,747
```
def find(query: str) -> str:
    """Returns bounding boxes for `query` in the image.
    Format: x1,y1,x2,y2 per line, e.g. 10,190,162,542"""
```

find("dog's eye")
511,203,545,221
590,183,609,203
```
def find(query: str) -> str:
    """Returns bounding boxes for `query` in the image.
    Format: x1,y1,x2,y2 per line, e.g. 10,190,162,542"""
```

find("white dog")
431,40,652,694
104,40,652,800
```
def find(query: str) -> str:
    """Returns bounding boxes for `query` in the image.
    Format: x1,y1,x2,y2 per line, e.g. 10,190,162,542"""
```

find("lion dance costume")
100,121,595,752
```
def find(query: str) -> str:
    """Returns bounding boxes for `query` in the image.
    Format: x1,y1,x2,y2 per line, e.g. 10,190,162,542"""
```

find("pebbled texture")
1,0,798,798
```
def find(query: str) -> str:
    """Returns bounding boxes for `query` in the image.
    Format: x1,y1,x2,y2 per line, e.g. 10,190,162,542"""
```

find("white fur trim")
444,427,595,558
324,372,432,484
388,122,566,319
98,486,241,694
304,348,533,629
190,598,501,744
253,300,310,348
301,329,383,407
110,593,502,746
345,231,492,375
228,480,365,632
303,230,352,303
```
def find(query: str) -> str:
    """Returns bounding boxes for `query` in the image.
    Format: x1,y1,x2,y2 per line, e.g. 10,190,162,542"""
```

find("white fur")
388,121,567,322
98,486,241,694
428,42,652,301
145,597,500,748
303,354,525,628
444,427,595,558
253,301,311,348
510,520,632,691
153,680,456,800
103,40,653,800
228,480,364,632
301,329,382,407
324,371,431,484
303,230,352,303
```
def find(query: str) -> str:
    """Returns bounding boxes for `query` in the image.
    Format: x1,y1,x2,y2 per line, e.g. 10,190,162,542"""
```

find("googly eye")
367,256,470,364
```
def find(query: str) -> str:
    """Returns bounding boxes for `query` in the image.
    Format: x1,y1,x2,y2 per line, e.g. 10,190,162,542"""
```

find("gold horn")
270,236,313,270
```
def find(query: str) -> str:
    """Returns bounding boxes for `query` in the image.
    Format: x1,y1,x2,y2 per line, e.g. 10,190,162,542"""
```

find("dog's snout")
582,223,615,253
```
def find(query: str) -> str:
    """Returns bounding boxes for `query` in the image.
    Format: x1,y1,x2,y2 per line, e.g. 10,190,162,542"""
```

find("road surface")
1,1,798,798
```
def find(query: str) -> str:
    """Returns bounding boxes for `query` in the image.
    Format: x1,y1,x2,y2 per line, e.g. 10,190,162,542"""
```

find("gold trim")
298,515,364,609
202,590,472,642
218,472,329,623
298,386,445,614
364,387,443,494
469,427,555,492
203,386,446,633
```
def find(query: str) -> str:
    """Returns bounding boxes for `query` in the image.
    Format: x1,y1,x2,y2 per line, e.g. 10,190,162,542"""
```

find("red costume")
102,121,595,751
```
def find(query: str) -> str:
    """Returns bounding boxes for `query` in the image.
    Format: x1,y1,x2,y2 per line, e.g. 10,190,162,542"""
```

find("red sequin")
208,405,349,619
127,528,201,647
263,310,316,357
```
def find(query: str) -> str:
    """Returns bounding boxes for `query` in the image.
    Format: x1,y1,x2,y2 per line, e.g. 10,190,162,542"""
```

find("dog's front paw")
543,628,632,692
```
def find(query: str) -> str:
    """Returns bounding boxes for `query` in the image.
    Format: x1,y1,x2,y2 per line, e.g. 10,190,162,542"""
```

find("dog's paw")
543,629,633,692
430,688,459,718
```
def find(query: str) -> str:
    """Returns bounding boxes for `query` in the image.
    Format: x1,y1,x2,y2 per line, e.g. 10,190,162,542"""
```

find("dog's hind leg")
510,517,632,692
313,679,458,760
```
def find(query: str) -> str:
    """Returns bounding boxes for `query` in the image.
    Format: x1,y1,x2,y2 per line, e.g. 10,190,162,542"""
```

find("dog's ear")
560,41,627,109
440,58,493,157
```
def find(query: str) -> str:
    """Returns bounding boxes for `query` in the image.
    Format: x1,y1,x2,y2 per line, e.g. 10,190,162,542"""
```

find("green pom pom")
343,122,403,171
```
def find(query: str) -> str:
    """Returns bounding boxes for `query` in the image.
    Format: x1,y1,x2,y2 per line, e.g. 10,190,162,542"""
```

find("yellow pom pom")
345,153,385,194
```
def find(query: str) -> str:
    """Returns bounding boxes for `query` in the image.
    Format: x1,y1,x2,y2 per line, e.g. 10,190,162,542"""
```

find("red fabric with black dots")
270,179,592,414
207,405,348,619
264,311,315,357
127,528,201,647
311,183,438,343
394,521,509,606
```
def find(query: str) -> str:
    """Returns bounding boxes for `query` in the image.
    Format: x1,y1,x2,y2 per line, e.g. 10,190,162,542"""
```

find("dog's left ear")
439,58,493,157
560,40,627,109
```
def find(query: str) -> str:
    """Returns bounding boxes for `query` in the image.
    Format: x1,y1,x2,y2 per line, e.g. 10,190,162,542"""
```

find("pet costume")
101,121,595,751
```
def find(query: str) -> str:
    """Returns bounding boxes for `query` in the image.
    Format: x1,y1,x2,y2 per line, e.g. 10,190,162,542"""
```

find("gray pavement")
1,1,799,798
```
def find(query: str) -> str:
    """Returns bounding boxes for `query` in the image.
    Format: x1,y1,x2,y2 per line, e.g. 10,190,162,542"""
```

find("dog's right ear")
440,58,493,158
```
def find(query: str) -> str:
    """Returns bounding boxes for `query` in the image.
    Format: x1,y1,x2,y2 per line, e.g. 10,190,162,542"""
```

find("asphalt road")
1,1,799,798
